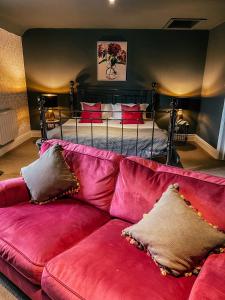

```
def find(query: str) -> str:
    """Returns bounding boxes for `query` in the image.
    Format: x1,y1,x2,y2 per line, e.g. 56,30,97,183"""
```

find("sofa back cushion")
41,140,123,211
110,157,225,229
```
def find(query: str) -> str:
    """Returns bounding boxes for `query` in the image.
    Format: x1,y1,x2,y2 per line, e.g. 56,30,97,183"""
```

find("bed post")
150,82,157,159
69,80,76,117
166,98,178,165
38,96,48,142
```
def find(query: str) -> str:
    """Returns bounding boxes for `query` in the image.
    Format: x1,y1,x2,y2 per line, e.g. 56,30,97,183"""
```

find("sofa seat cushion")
42,219,195,300
0,200,110,285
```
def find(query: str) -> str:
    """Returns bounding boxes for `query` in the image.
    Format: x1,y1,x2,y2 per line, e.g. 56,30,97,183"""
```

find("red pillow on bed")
121,104,144,124
80,102,103,123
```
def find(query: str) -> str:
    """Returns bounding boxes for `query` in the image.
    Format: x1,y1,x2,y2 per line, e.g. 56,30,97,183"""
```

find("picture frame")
97,41,127,81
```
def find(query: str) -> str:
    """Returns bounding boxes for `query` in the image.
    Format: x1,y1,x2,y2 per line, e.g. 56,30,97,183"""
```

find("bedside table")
175,120,189,144
46,119,60,130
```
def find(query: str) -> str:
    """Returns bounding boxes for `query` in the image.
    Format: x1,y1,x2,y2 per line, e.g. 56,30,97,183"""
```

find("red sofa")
0,139,225,300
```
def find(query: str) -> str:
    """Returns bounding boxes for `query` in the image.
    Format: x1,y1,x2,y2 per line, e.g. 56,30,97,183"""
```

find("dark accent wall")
22,29,208,130
198,22,225,148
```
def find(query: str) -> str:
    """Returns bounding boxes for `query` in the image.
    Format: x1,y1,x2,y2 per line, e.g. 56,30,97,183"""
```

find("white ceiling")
0,0,225,35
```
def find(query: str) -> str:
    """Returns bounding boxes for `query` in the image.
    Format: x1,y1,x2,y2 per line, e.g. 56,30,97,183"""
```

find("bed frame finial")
152,82,157,89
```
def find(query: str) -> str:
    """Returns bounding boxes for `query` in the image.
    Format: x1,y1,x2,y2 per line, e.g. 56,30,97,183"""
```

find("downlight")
109,0,116,5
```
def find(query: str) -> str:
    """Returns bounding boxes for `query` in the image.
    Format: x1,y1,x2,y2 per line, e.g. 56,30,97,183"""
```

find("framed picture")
97,41,127,81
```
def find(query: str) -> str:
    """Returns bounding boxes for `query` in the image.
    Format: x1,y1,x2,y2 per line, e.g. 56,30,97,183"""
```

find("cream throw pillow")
122,184,225,277
21,144,79,204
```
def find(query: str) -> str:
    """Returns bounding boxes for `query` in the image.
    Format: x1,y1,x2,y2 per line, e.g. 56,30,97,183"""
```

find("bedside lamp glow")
177,109,183,120
41,94,58,121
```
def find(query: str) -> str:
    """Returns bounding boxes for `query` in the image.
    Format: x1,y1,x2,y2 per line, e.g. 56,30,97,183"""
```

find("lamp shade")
176,97,201,110
42,94,58,108
177,109,183,120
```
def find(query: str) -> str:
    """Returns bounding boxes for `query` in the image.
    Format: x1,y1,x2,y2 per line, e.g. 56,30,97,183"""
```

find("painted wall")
0,28,30,137
198,22,225,148
22,29,208,130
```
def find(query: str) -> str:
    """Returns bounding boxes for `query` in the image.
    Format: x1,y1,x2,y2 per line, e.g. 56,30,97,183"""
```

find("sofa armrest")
189,253,225,300
0,177,30,207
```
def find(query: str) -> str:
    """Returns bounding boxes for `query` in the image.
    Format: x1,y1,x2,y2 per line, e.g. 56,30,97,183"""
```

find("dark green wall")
22,28,208,130
198,22,225,148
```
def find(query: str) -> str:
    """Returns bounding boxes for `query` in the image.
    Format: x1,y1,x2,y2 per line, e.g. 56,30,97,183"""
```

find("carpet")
0,273,30,300
199,167,225,178
0,286,17,300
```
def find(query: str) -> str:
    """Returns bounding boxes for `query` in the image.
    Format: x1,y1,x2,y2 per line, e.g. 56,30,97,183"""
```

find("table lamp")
177,109,183,120
41,94,58,121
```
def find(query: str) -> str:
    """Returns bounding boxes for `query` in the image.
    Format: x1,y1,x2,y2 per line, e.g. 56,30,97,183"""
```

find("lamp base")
45,109,55,121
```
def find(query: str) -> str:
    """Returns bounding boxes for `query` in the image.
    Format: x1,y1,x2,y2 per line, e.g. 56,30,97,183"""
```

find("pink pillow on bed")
121,104,144,124
80,102,103,123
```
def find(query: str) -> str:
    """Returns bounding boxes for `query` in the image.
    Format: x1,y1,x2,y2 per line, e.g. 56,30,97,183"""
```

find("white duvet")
62,118,159,129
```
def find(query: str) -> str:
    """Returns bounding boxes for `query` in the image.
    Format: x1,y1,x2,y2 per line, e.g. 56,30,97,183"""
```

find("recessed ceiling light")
109,0,116,5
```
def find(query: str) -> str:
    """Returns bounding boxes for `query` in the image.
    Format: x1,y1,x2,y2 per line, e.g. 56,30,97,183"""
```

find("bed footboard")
37,83,178,166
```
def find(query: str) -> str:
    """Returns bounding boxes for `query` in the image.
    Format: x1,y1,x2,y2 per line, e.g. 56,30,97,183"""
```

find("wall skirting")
0,130,42,157
187,134,220,159
186,134,196,142
0,131,32,157
217,99,225,160
31,130,41,138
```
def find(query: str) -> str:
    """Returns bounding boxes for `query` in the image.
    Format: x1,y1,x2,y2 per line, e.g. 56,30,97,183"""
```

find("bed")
47,118,168,158
38,82,179,165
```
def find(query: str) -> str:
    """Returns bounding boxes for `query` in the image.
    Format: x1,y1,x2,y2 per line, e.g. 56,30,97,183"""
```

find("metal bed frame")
38,81,178,166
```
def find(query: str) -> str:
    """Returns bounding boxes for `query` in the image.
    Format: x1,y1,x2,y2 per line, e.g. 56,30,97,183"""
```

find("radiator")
0,109,18,146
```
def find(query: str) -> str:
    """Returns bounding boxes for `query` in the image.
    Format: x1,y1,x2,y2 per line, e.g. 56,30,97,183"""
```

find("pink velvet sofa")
0,139,225,300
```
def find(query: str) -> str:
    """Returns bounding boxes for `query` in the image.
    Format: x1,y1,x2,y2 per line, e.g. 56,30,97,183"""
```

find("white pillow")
140,103,150,120
111,103,150,120
80,102,96,109
80,102,112,119
102,104,113,119
111,103,122,120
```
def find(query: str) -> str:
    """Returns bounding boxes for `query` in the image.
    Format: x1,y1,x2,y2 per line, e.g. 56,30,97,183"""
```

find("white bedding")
48,118,167,158
62,118,159,129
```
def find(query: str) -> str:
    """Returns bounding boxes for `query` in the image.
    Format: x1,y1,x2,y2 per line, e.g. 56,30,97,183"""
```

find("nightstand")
174,120,189,144
46,119,60,130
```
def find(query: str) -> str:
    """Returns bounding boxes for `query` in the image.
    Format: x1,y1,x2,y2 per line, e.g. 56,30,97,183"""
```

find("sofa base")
0,257,50,300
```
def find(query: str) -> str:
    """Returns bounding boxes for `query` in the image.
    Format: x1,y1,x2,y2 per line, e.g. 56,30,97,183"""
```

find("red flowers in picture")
97,42,127,81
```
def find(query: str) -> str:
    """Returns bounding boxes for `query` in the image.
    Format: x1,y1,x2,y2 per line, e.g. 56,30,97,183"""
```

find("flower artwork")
97,41,127,81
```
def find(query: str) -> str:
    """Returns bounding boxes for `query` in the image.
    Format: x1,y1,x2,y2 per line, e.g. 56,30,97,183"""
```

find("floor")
177,143,225,177
1,138,225,300
0,273,29,300
0,138,225,180
0,138,38,181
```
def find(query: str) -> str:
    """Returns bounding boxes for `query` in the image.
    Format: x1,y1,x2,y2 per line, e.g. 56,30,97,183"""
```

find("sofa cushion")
0,200,110,285
0,178,30,207
110,157,225,228
41,140,123,212
42,219,195,300
189,253,225,300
